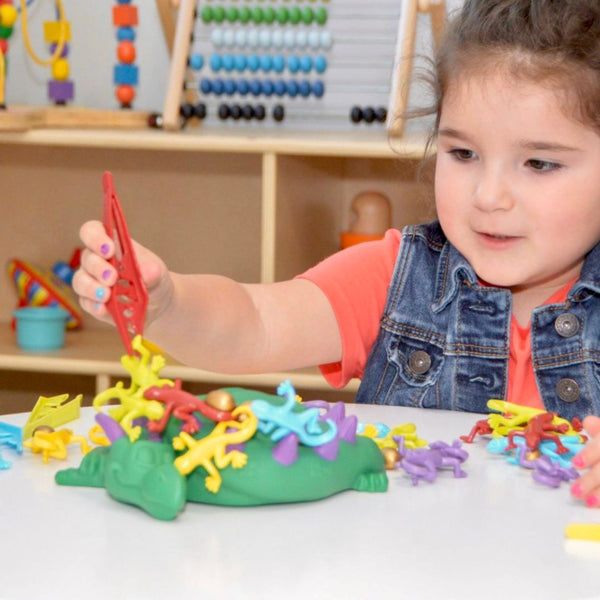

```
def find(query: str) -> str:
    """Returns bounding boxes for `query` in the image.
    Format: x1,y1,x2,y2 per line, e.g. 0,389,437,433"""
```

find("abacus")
162,0,445,134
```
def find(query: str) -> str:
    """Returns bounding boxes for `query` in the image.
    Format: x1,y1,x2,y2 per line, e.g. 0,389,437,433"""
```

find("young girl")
74,0,600,506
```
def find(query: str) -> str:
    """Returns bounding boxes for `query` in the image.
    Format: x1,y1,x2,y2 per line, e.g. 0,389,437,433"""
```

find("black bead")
350,106,363,123
272,104,285,121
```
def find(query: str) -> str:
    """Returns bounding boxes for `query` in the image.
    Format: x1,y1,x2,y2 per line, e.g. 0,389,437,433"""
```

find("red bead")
0,39,7,55
116,84,135,106
113,5,138,27
117,40,136,63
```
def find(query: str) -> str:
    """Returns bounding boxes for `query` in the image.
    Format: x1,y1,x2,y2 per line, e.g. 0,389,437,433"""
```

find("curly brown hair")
427,0,600,136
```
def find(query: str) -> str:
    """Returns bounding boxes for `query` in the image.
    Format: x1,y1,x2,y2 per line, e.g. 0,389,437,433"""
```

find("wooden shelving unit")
0,126,431,411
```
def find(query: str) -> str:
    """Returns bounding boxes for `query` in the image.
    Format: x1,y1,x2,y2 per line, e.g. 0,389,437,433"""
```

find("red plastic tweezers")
102,171,148,355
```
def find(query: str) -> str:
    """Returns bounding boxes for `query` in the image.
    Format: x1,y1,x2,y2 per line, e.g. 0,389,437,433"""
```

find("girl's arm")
571,415,600,507
73,220,342,373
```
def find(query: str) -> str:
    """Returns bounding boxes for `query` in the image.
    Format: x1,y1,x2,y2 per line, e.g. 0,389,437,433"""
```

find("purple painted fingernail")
100,243,110,256
102,269,112,281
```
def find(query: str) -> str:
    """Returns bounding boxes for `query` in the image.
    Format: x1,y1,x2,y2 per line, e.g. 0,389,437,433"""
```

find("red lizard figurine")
144,379,235,434
504,412,570,454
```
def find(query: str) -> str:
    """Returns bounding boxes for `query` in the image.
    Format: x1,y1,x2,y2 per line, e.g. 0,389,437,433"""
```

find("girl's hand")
571,415,600,508
72,220,173,328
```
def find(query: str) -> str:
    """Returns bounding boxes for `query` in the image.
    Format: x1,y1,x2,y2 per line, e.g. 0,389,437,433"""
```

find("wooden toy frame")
161,0,446,134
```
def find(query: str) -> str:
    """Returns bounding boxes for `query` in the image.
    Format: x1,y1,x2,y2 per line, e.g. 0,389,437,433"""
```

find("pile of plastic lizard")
357,420,469,485
460,399,587,488
0,393,87,469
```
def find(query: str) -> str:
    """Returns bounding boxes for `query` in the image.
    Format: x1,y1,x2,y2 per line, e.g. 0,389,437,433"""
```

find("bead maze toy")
160,0,446,133
0,0,161,131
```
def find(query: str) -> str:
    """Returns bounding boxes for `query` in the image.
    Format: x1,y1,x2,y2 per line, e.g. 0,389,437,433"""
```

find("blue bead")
249,79,262,96
117,0,131,4
262,79,274,96
272,54,285,73
312,80,325,97
260,55,272,72
299,55,312,73
222,53,235,71
113,64,138,85
273,80,286,96
237,79,250,95
247,54,260,72
212,78,225,95
200,78,212,94
234,54,247,71
210,53,222,72
116,26,136,42
298,80,311,97
286,80,298,97
314,54,327,74
189,53,204,70
224,79,236,95
287,55,300,73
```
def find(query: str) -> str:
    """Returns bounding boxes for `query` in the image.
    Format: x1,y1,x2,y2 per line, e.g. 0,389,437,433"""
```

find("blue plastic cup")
13,306,69,351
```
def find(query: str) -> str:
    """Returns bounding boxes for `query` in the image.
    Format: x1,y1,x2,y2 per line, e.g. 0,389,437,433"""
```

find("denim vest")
355,221,600,421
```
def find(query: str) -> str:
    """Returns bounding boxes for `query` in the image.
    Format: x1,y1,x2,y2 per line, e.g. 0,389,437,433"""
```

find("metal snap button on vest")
409,350,431,375
554,313,580,338
556,378,580,403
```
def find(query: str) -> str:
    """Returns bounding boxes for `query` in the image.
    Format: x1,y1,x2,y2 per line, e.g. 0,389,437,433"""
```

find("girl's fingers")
79,220,114,258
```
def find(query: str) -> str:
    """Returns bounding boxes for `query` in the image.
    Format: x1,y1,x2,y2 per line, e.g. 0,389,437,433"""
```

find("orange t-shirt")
300,229,574,410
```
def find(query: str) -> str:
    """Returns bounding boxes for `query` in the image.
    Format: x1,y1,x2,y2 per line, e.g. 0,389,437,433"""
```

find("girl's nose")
473,167,514,212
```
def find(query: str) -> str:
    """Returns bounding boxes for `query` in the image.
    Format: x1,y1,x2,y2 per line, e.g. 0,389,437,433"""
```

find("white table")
1,404,599,600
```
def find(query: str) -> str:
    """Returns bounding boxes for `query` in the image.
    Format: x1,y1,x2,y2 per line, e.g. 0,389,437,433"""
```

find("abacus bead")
259,30,271,47
273,80,286,96
363,107,376,123
314,54,327,73
315,7,328,24
180,103,195,119
272,54,285,72
212,78,225,95
272,104,285,121
189,53,204,70
249,79,262,95
350,106,363,123
213,6,226,23
299,55,312,72
210,53,222,71
231,104,242,119
225,6,238,22
223,78,236,95
289,7,301,24
255,104,266,120
234,54,247,71
247,53,260,71
301,7,314,24
262,79,274,96
222,53,235,71
247,29,259,47
271,30,284,48
283,30,295,48
295,31,307,48
298,80,311,97
201,5,213,23
375,107,387,122
286,80,298,97
320,31,332,48
260,54,272,71
307,30,320,48
251,7,263,23
223,29,235,46
237,79,250,95
276,7,289,24
239,6,252,23
194,103,207,119
218,103,231,119
200,78,212,93
287,55,300,73
241,104,254,119
211,28,224,46
235,30,247,46
312,80,324,97
117,40,136,63
263,7,276,23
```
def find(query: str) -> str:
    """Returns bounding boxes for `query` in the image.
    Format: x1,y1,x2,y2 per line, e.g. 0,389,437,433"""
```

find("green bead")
276,6,289,23
289,6,301,24
238,6,251,23
225,7,238,22
200,5,213,23
212,6,225,23
263,6,276,23
251,7,263,23
315,7,327,25
301,8,313,24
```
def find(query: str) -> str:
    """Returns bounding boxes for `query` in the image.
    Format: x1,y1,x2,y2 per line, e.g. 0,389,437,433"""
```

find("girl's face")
435,71,600,298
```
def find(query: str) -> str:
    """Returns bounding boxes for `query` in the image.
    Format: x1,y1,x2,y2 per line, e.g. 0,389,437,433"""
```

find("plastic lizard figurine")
172,404,258,493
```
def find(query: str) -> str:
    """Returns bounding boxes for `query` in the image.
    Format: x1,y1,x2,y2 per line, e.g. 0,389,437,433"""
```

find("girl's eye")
448,148,476,161
526,158,561,172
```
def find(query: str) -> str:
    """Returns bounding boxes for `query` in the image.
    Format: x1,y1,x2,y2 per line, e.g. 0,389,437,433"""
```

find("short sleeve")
296,229,401,387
